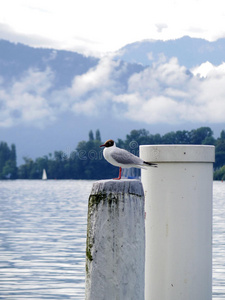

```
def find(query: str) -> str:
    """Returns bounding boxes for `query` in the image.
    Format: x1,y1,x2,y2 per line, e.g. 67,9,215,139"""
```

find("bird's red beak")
100,144,105,148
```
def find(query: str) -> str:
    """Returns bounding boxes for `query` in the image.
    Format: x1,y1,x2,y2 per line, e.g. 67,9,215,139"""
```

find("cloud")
63,57,125,115
113,58,225,124
0,22,104,57
69,57,119,97
0,23,61,50
191,61,225,78
68,55,225,125
155,23,168,33
1,55,225,128
0,68,55,127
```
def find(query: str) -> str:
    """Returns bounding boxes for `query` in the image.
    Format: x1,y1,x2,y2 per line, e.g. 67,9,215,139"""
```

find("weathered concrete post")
140,145,215,300
85,179,145,300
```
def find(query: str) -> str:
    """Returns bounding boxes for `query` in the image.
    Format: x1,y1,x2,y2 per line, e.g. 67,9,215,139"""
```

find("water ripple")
0,180,93,300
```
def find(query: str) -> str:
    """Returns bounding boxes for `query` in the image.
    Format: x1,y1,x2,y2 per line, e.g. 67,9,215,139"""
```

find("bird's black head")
100,139,115,148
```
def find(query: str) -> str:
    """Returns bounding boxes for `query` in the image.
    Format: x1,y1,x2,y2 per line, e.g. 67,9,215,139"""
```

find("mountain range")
117,36,225,68
0,37,225,164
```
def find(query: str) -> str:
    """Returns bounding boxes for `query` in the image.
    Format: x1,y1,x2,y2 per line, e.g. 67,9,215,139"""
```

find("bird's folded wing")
111,149,142,165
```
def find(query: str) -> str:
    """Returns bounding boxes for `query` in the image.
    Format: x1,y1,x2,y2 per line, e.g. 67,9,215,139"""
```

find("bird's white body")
100,139,157,179
103,142,149,169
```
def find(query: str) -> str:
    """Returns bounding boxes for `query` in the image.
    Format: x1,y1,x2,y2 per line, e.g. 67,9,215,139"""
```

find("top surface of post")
140,145,215,163
90,179,144,197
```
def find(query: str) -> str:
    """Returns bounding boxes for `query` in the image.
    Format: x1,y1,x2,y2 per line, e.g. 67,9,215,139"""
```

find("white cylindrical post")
85,179,145,300
140,145,215,300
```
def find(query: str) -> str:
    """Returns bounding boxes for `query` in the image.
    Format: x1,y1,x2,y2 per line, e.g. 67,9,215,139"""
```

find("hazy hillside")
0,40,145,88
118,36,225,68
0,39,98,87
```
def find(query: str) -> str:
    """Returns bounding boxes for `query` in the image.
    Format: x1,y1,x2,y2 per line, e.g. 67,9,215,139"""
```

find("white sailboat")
42,169,47,180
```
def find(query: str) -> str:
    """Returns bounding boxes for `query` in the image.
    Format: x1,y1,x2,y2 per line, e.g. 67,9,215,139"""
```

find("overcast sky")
1,0,225,56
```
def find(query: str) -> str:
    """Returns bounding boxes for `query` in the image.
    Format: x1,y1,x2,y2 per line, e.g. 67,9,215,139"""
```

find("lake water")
0,180,224,299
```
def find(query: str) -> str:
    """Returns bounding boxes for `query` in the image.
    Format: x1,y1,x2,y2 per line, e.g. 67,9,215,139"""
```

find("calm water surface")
0,180,94,300
0,180,224,299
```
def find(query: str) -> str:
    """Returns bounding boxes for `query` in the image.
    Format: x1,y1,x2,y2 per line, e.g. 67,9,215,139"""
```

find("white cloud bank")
114,58,225,123
64,56,225,124
0,68,55,127
1,56,225,128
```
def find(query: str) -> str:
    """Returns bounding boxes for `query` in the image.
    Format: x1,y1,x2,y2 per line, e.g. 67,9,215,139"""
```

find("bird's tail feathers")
143,161,158,168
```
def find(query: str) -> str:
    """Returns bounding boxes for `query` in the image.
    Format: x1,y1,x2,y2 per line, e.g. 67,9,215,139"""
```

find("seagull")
100,139,157,180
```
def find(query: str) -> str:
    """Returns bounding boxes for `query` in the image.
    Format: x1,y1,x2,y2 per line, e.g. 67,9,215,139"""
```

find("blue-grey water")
0,180,224,299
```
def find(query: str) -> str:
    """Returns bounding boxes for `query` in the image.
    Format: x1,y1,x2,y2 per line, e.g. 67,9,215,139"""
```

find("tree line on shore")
1,127,225,180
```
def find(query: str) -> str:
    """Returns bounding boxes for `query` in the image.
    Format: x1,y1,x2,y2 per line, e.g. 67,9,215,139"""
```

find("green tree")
215,140,225,169
174,130,191,144
162,132,177,144
122,129,152,156
96,129,101,142
190,127,214,144
214,165,225,180
0,142,17,179
18,157,35,179
89,130,94,141
220,130,225,140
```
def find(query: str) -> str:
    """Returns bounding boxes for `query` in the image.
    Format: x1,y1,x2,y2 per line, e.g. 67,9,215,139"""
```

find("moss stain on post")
89,192,119,208
86,198,94,267
86,244,93,262
86,191,120,279
86,192,119,261
88,192,107,208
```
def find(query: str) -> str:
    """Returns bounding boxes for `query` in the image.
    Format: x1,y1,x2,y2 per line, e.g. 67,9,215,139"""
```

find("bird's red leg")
113,167,122,180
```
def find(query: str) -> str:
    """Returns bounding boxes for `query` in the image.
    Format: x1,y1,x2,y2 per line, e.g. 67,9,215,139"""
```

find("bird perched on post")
100,139,157,180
